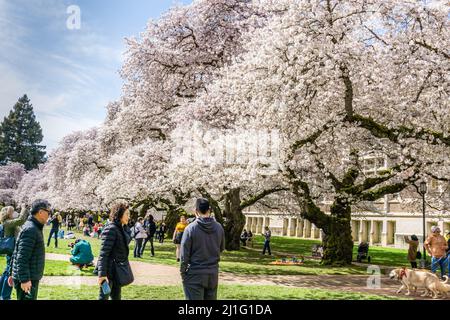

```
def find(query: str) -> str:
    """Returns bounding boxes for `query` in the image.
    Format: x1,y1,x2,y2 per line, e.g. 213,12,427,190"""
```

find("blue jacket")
70,240,94,264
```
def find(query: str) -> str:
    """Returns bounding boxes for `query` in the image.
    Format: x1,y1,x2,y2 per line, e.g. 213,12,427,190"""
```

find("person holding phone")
97,202,133,300
11,199,51,300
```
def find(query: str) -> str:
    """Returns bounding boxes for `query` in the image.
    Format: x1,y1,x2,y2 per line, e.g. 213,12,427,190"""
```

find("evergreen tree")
0,95,46,170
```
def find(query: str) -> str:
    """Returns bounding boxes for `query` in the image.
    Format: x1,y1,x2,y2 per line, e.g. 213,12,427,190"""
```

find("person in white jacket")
133,217,147,258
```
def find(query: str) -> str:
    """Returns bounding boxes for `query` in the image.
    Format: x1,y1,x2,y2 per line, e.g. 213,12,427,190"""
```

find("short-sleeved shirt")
425,234,448,258
175,222,187,233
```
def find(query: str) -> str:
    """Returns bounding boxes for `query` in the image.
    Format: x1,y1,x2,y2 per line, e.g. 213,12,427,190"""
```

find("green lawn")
1,227,407,278
9,284,401,300
0,256,95,276
250,235,411,268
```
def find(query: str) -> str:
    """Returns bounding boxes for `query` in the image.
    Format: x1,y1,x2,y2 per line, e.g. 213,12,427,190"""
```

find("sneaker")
177,258,180,262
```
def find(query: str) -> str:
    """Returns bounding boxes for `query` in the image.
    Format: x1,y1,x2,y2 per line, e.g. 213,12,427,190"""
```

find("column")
245,216,250,230
358,220,364,243
251,217,257,233
351,220,359,241
258,217,264,234
264,217,270,229
381,219,388,247
289,218,297,236
369,220,375,245
312,224,320,239
296,219,304,238
304,220,311,238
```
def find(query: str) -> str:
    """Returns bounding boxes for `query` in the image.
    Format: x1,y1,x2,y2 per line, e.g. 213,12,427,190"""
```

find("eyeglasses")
41,208,52,214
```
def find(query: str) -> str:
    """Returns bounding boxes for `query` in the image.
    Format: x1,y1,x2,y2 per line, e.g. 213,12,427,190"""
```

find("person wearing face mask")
0,204,28,300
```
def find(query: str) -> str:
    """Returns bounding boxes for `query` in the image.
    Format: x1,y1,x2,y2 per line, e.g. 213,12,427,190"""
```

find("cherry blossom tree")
181,0,449,264
0,162,26,206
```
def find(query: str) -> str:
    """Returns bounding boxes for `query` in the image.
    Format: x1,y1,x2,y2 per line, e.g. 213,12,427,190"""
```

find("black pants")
134,238,143,257
159,232,165,243
240,239,247,246
182,273,218,300
262,240,271,255
411,261,417,268
141,236,154,256
15,280,39,300
47,228,58,247
98,280,121,300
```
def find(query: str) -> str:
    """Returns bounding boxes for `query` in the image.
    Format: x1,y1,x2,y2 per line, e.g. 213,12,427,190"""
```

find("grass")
9,284,401,300
0,256,95,276
250,235,411,268
0,227,408,278
41,227,411,276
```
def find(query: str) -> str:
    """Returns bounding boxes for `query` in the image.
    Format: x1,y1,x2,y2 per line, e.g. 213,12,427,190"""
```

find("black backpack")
416,250,422,260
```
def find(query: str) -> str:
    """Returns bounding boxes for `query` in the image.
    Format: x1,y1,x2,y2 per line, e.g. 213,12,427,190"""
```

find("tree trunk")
165,208,183,239
321,198,354,266
223,188,245,251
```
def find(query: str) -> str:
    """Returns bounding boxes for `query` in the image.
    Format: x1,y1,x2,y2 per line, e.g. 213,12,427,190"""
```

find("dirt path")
42,253,438,299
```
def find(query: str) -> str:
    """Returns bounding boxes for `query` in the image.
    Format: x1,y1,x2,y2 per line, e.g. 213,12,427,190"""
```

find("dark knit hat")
195,198,210,214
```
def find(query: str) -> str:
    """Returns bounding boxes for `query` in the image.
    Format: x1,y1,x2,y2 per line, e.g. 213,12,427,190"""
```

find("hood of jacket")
195,217,219,234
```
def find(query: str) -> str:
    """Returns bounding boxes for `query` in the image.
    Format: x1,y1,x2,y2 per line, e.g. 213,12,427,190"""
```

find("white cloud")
0,0,123,153
0,64,26,116
40,113,102,152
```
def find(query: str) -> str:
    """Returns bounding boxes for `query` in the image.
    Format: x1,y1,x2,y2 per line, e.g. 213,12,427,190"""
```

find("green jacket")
70,240,94,264
2,207,29,238
12,216,45,283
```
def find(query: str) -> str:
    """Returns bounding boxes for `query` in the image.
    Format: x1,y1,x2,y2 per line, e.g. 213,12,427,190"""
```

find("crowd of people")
0,198,225,301
4,198,450,301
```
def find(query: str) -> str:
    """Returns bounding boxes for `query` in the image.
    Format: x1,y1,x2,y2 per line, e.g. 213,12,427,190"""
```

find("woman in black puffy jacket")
97,203,133,300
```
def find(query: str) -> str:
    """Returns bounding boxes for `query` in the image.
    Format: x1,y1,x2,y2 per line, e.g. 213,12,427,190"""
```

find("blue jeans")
431,256,447,278
0,255,13,300
262,240,271,255
47,228,58,247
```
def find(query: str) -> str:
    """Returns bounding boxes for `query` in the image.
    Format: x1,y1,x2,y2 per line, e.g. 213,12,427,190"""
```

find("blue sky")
0,0,192,152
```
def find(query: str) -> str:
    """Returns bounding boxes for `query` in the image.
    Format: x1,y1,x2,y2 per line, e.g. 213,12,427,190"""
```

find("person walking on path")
141,214,156,257
425,226,448,279
262,226,272,256
404,235,419,268
180,198,225,300
159,222,167,243
173,215,188,262
11,199,51,300
47,212,61,248
133,217,147,258
0,204,28,300
97,203,134,300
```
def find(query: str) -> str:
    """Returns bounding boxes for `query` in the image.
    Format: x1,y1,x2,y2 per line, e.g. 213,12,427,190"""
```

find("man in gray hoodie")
180,198,225,300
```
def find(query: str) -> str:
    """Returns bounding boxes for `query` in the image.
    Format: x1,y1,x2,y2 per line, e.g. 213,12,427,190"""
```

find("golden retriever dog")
423,275,450,299
389,268,442,297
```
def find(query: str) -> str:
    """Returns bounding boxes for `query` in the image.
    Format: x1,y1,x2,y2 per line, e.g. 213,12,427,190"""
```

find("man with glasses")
11,199,51,300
